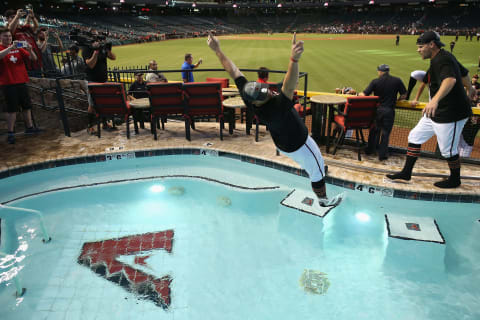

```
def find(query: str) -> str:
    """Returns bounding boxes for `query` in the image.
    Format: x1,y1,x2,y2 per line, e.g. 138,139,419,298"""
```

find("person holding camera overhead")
0,27,38,144
81,30,116,134
5,7,42,77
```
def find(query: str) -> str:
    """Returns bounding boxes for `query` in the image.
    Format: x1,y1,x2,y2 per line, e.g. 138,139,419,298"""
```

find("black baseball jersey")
363,74,406,110
235,76,308,152
82,46,109,83
427,49,471,123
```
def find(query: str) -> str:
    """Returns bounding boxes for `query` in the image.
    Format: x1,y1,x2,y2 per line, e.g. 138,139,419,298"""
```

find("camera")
14,40,28,48
69,29,112,51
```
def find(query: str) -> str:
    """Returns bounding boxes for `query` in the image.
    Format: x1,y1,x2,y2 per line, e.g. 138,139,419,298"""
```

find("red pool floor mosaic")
77,230,174,309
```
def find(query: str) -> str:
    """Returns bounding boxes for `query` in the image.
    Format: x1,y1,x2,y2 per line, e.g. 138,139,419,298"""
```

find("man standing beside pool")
387,31,475,188
207,32,342,207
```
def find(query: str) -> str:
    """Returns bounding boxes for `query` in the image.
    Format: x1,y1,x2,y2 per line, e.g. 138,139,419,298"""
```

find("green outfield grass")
111,33,480,103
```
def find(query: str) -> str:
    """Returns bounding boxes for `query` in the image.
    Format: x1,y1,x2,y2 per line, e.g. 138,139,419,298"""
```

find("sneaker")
319,192,344,207
7,133,15,144
24,127,41,134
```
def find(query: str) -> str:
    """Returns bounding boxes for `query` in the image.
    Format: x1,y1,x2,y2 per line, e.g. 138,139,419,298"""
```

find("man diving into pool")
207,32,343,207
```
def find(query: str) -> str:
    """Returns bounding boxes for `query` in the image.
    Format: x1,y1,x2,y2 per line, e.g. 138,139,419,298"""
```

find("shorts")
408,115,468,158
280,136,326,182
2,83,32,113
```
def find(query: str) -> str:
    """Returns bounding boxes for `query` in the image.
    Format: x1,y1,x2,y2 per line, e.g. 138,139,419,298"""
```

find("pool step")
280,189,337,218
383,214,446,271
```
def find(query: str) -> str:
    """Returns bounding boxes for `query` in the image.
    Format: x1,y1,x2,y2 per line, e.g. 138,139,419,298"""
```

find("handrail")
0,251,26,297
0,205,51,243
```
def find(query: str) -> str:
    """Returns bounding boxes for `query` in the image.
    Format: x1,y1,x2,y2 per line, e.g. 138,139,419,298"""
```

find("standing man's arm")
193,58,202,68
26,43,37,61
398,81,407,100
411,82,427,106
461,75,476,101
37,38,47,52
359,80,375,96
423,77,456,118
8,9,26,35
107,48,116,60
0,42,15,59
53,32,64,51
282,32,304,100
207,32,243,80
85,46,99,69
28,10,39,34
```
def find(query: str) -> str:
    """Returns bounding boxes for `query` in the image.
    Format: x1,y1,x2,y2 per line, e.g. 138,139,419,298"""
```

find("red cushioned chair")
330,96,379,161
183,82,224,141
147,82,186,140
206,77,229,89
88,82,132,139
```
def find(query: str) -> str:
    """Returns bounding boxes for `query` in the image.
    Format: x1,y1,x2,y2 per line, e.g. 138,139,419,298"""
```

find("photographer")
5,8,42,77
0,27,38,144
81,33,116,134
37,27,63,77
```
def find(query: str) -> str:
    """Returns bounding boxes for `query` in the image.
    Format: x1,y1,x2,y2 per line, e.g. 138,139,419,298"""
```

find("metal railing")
0,205,51,299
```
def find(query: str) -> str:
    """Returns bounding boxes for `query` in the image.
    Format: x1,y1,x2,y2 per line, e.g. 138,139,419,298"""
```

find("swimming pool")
1,150,479,320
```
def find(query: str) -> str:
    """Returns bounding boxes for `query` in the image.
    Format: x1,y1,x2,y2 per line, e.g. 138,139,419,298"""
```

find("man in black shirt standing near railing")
207,32,343,207
387,31,476,188
360,64,407,161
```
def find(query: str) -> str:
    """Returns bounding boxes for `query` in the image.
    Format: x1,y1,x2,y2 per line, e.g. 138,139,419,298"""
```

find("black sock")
405,77,417,101
312,179,326,199
387,143,420,181
434,155,461,188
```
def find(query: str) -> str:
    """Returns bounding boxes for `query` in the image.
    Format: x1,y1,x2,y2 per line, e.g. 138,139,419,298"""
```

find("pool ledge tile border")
1,147,479,204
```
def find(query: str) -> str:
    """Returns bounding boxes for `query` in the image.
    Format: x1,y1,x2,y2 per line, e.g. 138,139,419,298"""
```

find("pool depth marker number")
77,230,174,309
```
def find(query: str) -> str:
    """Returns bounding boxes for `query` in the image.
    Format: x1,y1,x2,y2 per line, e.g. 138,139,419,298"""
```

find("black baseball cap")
242,81,269,103
416,31,445,47
377,64,390,72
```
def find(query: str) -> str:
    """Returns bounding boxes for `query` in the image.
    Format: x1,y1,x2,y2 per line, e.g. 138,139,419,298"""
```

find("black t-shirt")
427,49,471,123
82,46,108,82
363,74,406,111
235,76,308,152
128,81,148,99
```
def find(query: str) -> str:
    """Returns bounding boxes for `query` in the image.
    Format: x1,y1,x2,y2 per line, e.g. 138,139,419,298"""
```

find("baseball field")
111,33,480,101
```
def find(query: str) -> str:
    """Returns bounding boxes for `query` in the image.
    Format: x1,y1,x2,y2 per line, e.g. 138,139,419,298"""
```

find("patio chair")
147,82,186,140
329,96,379,161
183,82,224,141
206,77,229,89
88,82,132,139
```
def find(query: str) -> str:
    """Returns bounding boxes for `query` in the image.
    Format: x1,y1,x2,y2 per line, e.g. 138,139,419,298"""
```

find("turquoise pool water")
1,155,479,320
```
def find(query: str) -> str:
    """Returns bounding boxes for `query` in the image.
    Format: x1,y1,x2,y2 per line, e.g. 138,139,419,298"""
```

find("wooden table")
222,96,255,136
222,88,240,98
310,94,347,146
129,98,150,133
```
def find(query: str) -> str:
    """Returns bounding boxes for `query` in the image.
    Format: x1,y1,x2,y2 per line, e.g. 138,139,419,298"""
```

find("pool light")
355,212,371,222
150,185,166,193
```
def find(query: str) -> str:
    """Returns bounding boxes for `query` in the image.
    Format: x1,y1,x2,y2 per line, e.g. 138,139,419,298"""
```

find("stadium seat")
147,82,186,140
329,96,379,161
183,82,224,141
87,82,132,139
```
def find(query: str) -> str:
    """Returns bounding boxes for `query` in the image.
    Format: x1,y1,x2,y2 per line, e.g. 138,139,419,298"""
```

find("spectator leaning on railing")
359,64,407,161
37,27,63,77
0,27,39,144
